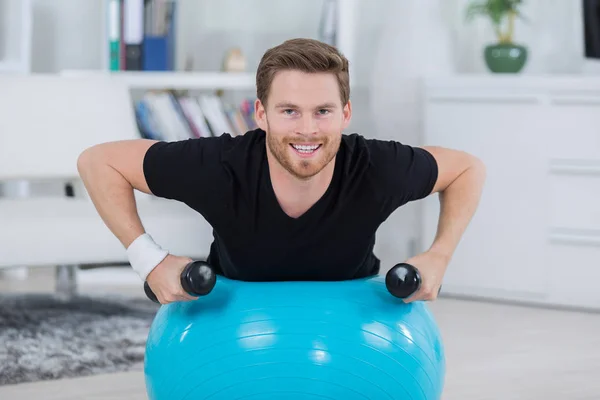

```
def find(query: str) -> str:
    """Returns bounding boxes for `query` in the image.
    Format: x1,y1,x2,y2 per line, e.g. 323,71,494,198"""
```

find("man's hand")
145,254,199,304
402,250,450,303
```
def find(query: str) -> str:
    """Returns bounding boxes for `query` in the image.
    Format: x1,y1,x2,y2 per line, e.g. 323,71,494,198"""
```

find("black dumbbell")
144,260,216,304
385,263,422,299
385,262,443,299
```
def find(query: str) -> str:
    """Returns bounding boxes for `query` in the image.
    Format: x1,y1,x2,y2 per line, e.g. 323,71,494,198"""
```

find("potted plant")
466,0,528,73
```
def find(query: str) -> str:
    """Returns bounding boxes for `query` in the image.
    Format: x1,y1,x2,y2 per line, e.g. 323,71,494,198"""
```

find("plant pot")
484,43,528,73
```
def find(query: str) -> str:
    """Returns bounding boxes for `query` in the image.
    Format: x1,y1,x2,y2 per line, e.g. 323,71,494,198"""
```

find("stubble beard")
265,119,340,181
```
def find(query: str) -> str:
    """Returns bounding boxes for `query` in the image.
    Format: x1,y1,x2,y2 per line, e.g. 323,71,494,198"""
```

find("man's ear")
254,99,268,131
342,100,352,129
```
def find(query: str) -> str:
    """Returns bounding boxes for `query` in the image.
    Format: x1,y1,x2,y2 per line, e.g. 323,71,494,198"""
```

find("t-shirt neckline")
261,143,343,223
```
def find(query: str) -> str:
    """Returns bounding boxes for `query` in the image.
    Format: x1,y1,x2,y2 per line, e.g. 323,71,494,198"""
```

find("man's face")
255,70,352,180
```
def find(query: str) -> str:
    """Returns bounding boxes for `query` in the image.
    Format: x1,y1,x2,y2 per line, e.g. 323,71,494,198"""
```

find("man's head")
254,38,352,181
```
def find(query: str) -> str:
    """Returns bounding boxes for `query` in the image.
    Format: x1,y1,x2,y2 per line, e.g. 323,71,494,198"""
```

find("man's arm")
402,146,486,303
78,136,232,303
77,139,158,248
422,146,487,262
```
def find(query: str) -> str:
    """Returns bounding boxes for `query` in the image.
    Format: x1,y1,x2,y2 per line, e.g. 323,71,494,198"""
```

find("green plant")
466,0,527,44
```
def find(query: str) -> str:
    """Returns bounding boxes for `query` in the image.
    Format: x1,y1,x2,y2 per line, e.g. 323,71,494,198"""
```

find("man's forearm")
77,151,145,248
427,158,486,261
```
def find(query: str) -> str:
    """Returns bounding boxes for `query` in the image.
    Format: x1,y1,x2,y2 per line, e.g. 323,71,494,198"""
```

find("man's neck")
267,152,336,218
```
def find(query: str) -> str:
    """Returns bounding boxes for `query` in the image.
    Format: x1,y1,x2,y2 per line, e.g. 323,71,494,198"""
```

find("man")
77,38,486,305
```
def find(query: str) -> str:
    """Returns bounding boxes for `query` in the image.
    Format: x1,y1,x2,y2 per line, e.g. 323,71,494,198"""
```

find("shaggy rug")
0,292,159,386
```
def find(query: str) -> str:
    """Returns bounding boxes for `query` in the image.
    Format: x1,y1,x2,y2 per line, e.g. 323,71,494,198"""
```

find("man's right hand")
145,254,199,304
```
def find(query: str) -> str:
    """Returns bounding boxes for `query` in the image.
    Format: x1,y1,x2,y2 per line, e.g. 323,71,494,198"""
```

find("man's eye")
284,109,295,115
318,109,330,115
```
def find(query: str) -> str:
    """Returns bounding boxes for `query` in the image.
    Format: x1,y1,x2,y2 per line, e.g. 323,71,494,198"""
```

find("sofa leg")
55,264,77,298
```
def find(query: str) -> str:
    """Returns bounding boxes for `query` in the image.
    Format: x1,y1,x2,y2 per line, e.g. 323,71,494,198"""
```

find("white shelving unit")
60,70,256,91
0,0,32,74
96,0,357,81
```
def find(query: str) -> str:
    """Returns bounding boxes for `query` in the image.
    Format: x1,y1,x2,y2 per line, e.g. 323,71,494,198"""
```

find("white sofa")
0,75,214,291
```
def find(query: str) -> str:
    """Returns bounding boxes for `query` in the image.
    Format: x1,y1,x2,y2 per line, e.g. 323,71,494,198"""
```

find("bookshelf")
98,0,357,80
0,0,32,74
64,0,361,146
62,0,361,149
60,69,258,141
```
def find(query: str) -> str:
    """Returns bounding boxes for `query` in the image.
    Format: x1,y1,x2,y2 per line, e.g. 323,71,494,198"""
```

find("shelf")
60,70,256,90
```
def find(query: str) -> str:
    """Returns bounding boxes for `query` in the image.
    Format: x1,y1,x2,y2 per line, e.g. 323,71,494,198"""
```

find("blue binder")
143,36,172,71
142,0,176,71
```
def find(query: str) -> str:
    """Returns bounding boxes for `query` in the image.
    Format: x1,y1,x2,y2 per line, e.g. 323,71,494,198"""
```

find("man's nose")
298,114,317,135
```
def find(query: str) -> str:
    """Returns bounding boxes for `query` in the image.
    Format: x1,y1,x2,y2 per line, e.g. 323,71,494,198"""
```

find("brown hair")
256,38,350,107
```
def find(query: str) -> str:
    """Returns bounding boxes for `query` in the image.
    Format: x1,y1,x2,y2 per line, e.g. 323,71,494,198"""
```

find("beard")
265,120,341,180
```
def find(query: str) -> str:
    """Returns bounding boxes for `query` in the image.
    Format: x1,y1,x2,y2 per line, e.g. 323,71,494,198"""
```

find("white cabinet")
421,76,600,310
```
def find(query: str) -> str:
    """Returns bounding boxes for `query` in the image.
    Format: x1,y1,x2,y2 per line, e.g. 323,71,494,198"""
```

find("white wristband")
126,233,169,281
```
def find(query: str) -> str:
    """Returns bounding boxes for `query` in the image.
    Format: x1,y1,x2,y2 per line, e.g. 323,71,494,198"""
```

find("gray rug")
0,292,159,386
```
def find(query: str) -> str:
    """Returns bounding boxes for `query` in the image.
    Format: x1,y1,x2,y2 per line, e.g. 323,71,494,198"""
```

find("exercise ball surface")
144,275,446,400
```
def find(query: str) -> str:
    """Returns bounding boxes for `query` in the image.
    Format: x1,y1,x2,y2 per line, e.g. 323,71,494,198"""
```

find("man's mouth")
290,143,321,155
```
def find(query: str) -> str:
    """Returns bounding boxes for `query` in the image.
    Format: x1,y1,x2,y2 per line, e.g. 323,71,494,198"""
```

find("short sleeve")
366,138,438,216
143,136,232,213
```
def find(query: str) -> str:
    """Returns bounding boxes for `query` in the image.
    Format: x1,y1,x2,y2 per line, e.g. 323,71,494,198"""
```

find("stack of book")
134,92,257,141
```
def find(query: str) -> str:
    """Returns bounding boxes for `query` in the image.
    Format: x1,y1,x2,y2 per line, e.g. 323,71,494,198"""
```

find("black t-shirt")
143,128,438,282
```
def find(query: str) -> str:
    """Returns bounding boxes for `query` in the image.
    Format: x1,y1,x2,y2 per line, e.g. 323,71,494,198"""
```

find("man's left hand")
402,250,450,303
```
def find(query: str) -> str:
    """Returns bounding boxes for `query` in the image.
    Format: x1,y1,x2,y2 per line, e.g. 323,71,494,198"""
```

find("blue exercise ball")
144,274,446,400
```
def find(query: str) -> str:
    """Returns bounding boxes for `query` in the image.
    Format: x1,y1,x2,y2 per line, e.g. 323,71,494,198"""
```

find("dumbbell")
385,263,422,299
385,262,443,299
144,260,216,304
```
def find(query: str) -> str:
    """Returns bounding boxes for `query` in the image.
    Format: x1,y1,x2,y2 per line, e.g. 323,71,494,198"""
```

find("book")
134,91,258,141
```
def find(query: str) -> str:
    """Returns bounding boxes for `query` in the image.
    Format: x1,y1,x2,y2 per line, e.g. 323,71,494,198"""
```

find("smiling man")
77,38,486,305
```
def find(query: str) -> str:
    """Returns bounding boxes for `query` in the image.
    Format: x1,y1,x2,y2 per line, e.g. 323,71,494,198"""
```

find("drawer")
546,99,600,160
548,165,600,231
546,241,600,309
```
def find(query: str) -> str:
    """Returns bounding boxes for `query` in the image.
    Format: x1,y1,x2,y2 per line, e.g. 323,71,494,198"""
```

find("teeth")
292,144,319,153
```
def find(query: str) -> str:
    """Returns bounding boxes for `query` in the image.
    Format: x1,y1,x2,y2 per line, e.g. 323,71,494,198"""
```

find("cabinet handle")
548,228,600,247
549,159,600,176
550,97,600,106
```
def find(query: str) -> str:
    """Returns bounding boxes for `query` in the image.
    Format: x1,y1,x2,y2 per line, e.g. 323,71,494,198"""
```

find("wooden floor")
1,267,599,399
